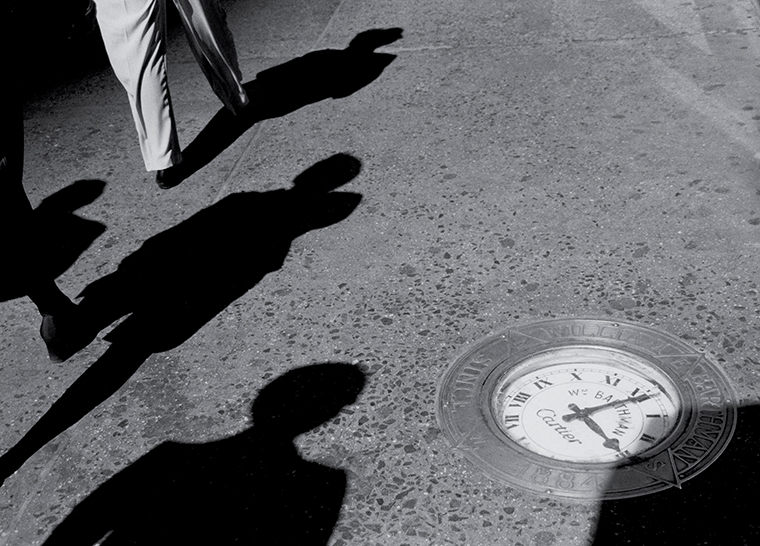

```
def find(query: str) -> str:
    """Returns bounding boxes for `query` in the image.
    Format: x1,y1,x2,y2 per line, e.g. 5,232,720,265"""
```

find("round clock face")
491,348,682,464
437,319,737,499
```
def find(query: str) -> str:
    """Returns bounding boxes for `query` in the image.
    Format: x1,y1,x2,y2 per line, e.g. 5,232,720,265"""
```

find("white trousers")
94,0,249,171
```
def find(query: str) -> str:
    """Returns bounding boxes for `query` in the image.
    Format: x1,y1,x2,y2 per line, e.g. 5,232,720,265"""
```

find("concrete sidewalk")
3,0,760,543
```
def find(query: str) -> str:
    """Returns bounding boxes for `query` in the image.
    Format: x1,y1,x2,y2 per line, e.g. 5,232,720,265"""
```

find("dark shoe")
40,308,96,363
155,165,186,189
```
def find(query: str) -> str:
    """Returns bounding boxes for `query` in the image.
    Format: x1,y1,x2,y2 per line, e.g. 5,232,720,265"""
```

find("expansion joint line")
213,0,351,204
312,0,352,51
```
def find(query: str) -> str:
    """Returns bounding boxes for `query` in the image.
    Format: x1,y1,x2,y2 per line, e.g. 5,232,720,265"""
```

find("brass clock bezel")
436,318,737,500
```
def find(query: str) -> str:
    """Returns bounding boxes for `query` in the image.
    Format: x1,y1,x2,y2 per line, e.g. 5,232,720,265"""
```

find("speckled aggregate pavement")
3,0,760,544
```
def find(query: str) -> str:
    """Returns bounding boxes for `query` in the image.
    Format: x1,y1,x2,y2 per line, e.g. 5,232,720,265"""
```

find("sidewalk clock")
437,319,737,499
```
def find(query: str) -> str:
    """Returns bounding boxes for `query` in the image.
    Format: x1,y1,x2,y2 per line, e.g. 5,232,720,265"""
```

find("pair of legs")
94,0,249,174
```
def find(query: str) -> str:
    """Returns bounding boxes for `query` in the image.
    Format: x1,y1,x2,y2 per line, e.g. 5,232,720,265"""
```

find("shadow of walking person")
0,154,362,485
171,27,403,184
42,362,367,545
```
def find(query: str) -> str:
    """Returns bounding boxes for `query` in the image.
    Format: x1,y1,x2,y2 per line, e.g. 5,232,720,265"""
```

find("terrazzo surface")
3,0,760,544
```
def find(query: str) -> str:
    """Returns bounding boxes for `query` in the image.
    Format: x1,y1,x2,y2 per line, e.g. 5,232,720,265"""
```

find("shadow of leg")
169,100,259,182
0,344,152,485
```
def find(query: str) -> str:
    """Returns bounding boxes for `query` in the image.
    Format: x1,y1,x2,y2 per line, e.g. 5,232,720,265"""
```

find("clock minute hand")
561,393,654,422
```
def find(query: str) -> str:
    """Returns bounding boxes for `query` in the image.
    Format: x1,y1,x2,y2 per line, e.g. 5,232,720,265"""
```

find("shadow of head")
0,179,106,301
291,153,362,194
285,153,363,234
35,179,107,275
347,28,404,52
252,363,366,437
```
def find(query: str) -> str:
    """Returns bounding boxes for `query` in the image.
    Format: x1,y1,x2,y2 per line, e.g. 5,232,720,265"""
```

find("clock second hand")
561,394,654,422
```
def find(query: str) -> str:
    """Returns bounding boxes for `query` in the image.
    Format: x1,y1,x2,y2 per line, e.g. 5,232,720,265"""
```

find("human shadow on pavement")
0,154,362,484
0,179,106,302
174,27,403,181
592,403,760,544
42,362,366,545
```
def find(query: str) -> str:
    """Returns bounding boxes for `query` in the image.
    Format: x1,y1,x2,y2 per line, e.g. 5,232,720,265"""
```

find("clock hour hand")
562,393,654,422
578,414,621,452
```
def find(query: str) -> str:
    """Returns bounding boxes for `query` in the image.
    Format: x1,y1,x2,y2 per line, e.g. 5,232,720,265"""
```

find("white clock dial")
439,319,738,499
491,347,682,464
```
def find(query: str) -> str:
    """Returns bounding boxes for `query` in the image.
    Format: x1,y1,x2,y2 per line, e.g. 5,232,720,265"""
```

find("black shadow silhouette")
43,362,366,545
8,1,108,97
0,154,362,483
174,27,403,181
592,403,760,544
0,180,107,302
